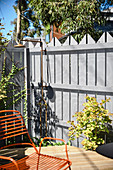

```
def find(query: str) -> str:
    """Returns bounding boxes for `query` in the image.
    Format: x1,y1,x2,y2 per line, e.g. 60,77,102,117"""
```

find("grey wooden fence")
1,33,113,147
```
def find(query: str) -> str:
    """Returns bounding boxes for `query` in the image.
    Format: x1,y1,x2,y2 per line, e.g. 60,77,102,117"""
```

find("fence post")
24,48,31,134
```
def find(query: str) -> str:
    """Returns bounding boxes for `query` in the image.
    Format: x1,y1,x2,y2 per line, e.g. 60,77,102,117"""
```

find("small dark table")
96,143,113,159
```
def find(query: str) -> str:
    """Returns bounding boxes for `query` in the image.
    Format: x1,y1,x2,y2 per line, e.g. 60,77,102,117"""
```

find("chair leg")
69,166,71,170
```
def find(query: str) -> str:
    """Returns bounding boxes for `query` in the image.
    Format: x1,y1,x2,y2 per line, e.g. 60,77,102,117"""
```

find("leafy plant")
0,20,27,122
0,20,11,54
32,137,71,147
67,96,112,150
0,58,26,112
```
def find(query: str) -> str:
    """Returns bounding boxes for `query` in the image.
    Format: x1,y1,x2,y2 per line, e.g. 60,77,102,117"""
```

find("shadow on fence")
29,84,59,140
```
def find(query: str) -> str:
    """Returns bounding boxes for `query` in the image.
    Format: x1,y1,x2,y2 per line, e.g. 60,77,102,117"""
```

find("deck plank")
1,146,112,169
25,146,113,170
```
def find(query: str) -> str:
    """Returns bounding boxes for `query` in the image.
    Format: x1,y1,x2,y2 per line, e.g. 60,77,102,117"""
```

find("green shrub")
32,137,71,147
67,96,112,150
0,58,27,114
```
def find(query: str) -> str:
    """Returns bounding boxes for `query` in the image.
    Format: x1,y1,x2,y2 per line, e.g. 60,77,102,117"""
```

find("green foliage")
61,0,104,42
12,0,112,41
67,96,112,150
32,137,71,147
29,0,105,42
12,0,42,40
0,20,11,54
0,58,26,112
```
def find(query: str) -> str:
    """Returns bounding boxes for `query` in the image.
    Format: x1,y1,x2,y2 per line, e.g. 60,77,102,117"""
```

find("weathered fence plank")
107,51,113,86
88,52,95,86
79,53,87,86
43,54,47,84
56,54,62,84
97,50,106,86
71,53,78,85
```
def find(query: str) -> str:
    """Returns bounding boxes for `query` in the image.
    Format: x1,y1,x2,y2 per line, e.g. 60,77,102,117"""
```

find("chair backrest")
0,110,31,149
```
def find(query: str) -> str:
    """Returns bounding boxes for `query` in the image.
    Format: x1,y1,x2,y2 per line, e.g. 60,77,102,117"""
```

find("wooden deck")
1,146,113,169
25,145,113,170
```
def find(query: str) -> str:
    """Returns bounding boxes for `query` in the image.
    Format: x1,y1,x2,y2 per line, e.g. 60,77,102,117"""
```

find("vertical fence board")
62,53,70,128
48,55,54,84
5,51,12,71
14,52,20,64
31,55,35,82
49,100,55,117
63,92,69,121
56,127,62,139
97,33,105,43
70,35,78,45
107,32,113,42
43,54,47,83
79,93,86,148
71,54,77,85
107,51,113,86
79,53,86,86
56,91,62,120
97,95,105,104
88,34,95,44
106,95,113,127
56,54,62,84
55,90,62,139
97,50,105,86
63,54,69,84
62,53,70,138
35,54,40,83
71,93,78,120
63,37,69,46
47,53,56,136
88,52,95,86
80,35,87,44
63,128,69,143
70,92,78,146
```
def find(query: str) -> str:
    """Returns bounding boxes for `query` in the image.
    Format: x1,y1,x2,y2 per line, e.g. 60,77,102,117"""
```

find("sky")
0,0,17,39
0,0,46,41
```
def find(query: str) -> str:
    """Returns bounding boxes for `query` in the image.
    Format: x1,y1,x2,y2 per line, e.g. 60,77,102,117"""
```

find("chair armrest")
0,156,19,170
38,137,69,160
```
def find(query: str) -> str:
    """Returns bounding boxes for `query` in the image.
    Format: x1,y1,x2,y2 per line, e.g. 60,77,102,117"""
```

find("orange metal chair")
0,110,72,170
